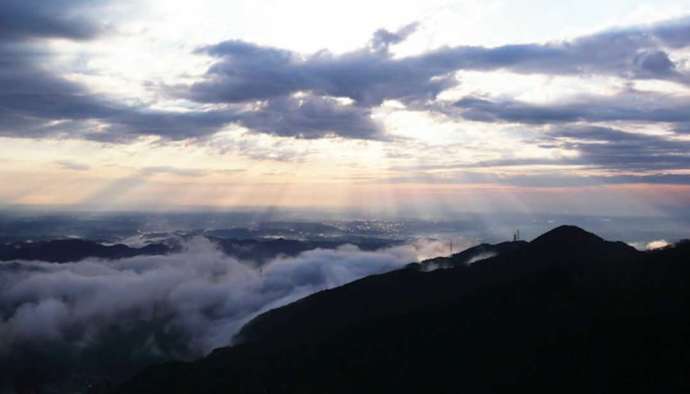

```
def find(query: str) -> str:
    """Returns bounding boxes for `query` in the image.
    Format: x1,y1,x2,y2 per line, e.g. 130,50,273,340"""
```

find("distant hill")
118,225,690,393
0,236,398,264
211,237,399,265
0,239,172,263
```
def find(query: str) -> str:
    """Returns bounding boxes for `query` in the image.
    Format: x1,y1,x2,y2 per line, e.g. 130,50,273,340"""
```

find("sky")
2,0,690,217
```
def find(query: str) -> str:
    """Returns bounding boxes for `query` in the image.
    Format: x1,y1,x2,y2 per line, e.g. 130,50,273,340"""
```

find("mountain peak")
531,225,603,246
525,225,639,261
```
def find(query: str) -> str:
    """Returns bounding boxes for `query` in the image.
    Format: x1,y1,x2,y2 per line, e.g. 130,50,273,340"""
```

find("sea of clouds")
0,237,464,363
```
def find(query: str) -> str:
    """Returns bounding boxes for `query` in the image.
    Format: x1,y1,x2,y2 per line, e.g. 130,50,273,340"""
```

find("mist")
0,237,438,387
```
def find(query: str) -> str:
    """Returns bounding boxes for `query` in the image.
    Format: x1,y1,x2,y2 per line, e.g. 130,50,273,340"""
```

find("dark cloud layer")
187,38,455,107
502,173,690,188
387,122,690,186
548,126,690,172
485,125,690,173
384,166,690,189
187,16,690,109
0,53,378,141
437,16,690,82
447,92,690,174
454,91,690,125
0,1,381,142
239,95,382,139
2,8,690,142
0,0,107,40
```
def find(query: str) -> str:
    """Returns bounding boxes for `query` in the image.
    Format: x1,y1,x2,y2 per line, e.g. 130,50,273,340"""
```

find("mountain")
529,224,638,260
0,239,172,263
118,225,690,393
0,236,398,264
411,240,527,270
211,237,399,265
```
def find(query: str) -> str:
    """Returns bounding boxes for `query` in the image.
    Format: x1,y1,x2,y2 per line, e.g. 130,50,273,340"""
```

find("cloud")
2,8,690,152
185,16,690,110
545,126,690,173
55,160,90,171
0,0,107,40
0,1,380,143
236,95,383,139
382,166,690,187
384,120,690,184
0,62,379,141
90,109,237,142
96,94,383,141
453,90,690,125
0,238,426,385
502,173,690,187
646,240,670,250
434,16,690,82
135,165,247,178
0,1,133,142
370,22,420,52
407,122,690,175
184,23,455,107
634,50,677,78
139,166,208,177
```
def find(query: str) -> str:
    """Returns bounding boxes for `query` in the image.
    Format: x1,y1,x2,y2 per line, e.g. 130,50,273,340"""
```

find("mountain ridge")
0,239,172,263
117,225,690,393
234,225,642,345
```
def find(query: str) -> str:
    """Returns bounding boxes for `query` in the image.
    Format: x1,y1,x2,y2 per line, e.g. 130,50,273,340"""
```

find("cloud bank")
0,238,429,386
187,16,690,109
0,0,107,40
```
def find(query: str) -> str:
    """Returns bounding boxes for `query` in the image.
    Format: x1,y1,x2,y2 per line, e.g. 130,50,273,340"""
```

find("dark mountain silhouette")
411,240,527,270
528,224,638,261
211,237,398,265
0,236,397,264
0,239,172,263
117,225,690,393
